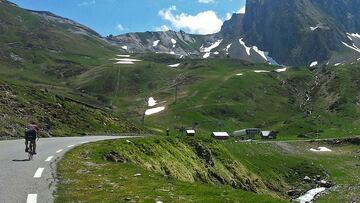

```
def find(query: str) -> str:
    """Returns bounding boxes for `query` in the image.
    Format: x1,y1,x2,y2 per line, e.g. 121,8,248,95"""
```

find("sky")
10,0,246,36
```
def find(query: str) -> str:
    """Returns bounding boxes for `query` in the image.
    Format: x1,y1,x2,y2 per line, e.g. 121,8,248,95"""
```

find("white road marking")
33,168,44,178
26,194,37,203
55,149,63,153
67,144,75,148
45,156,53,162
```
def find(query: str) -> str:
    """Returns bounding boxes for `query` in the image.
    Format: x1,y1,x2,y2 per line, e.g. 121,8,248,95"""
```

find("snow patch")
115,58,142,62
225,43,232,52
342,41,360,53
239,39,278,65
347,33,360,39
180,55,184,59
310,147,332,152
169,63,180,68
121,46,128,50
153,40,160,47
236,73,243,76
148,97,157,107
295,187,326,203
334,63,341,66
310,26,320,31
254,70,270,73
171,38,177,48
214,51,219,55
117,55,131,58
310,61,318,67
252,46,268,61
113,55,141,65
239,38,251,55
275,68,287,73
155,51,177,55
203,52,211,58
116,61,134,64
200,39,223,53
145,106,165,115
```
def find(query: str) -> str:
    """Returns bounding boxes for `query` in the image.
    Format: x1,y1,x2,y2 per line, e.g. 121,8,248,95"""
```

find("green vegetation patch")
56,137,359,203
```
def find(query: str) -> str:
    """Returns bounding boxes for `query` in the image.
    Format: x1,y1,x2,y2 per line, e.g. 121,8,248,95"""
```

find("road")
0,136,135,203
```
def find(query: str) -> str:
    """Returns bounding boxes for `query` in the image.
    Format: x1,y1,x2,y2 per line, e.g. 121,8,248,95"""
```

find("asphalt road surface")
0,136,134,203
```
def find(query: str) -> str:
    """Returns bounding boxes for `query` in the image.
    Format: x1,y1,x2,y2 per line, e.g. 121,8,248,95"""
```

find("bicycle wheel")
28,143,34,160
28,151,33,160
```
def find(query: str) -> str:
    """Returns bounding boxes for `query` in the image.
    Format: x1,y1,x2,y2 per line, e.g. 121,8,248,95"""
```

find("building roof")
186,130,195,134
212,132,229,137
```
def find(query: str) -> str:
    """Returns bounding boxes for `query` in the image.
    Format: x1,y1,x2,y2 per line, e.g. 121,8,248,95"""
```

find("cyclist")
25,122,40,155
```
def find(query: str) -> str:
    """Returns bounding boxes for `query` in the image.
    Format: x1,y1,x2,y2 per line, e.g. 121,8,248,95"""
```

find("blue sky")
10,0,246,36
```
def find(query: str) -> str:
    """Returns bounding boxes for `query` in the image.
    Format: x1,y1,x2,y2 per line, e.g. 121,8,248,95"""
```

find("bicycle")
27,141,35,161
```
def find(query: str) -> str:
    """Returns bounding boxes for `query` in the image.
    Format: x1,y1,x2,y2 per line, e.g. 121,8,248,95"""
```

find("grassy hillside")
79,55,360,139
0,0,145,138
56,136,359,202
0,0,121,84
0,78,141,139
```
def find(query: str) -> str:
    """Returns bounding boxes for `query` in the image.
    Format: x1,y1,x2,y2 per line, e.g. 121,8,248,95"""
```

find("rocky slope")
0,80,141,139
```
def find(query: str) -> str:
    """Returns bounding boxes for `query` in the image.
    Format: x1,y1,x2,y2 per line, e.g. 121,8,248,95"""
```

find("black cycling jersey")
25,129,36,141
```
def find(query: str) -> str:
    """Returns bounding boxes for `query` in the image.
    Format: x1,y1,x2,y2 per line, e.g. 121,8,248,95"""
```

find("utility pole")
115,66,121,97
141,112,145,125
141,97,147,125
174,84,178,104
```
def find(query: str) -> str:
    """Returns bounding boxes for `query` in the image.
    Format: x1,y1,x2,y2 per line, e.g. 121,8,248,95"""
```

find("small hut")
260,131,278,139
212,132,229,140
186,130,195,136
232,128,261,139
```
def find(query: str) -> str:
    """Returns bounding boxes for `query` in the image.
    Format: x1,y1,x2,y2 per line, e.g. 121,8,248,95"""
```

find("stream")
295,187,326,203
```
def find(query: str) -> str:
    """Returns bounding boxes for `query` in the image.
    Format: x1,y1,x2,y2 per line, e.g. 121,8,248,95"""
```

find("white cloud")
155,25,170,32
158,6,223,35
238,5,246,14
198,0,215,4
225,12,232,20
78,0,96,6
115,24,125,32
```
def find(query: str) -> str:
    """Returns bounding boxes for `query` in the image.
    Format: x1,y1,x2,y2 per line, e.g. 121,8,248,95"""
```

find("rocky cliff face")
242,0,349,66
220,13,245,40
310,0,360,33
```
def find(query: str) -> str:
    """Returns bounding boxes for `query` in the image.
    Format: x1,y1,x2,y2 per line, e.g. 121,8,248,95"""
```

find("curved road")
0,136,134,203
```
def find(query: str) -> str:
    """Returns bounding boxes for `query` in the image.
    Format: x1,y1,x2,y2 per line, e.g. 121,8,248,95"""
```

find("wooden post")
174,84,178,103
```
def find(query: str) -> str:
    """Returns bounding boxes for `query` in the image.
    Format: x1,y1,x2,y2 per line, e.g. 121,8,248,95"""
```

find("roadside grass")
56,137,359,203
56,139,287,203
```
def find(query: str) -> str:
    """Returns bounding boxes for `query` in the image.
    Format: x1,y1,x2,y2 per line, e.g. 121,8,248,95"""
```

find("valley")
0,0,359,202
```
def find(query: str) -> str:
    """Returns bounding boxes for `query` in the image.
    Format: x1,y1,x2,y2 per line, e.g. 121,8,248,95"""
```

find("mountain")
2,0,360,139
0,0,122,81
110,0,360,66
242,0,360,66
0,0,140,138
108,24,277,65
